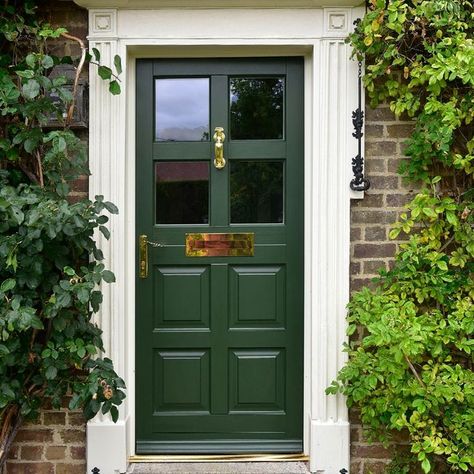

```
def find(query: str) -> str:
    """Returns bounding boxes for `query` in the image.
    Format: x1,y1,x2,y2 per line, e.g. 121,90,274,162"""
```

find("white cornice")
74,0,362,8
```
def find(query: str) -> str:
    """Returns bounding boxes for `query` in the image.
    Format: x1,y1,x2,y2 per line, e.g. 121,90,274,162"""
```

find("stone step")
128,462,311,473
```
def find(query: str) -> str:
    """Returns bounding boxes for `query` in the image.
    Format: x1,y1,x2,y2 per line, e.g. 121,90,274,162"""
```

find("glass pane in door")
155,161,209,224
230,77,284,140
155,78,210,141
230,161,284,223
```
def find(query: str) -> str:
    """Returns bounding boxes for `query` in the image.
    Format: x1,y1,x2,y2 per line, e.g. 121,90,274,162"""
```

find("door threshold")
129,454,309,463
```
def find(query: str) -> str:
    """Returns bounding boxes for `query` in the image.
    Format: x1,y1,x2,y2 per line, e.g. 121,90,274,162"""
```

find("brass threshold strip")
129,453,309,463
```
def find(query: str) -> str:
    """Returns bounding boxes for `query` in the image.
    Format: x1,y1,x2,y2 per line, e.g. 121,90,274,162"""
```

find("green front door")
136,58,304,454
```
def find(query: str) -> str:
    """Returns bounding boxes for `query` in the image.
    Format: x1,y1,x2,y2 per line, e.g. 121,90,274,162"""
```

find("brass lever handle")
213,127,226,170
139,234,163,279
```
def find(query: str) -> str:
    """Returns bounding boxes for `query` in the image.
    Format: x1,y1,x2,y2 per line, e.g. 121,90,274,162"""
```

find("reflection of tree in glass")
230,78,283,140
230,161,283,223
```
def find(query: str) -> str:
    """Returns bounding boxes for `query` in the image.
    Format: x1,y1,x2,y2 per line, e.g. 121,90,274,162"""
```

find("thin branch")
60,32,86,126
404,354,426,388
35,150,44,187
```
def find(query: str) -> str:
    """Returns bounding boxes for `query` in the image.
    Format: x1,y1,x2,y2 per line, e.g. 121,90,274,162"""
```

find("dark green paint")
136,58,304,454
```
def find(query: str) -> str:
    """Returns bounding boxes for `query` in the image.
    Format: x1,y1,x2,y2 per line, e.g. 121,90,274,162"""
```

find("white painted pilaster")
87,8,129,474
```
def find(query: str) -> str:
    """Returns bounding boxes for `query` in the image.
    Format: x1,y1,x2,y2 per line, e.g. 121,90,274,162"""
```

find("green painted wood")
136,58,304,454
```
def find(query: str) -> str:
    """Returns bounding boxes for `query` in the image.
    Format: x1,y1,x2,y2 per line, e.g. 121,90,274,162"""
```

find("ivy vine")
328,1,473,473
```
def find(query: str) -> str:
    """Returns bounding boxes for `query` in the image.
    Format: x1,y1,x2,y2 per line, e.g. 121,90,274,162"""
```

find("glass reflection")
230,77,284,140
155,162,209,224
155,78,210,142
230,161,284,223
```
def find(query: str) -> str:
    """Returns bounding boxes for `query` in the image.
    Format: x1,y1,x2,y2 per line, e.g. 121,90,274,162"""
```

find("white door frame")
80,6,364,473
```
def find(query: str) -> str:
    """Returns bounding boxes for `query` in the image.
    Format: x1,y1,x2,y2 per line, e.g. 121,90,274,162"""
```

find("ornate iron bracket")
340,469,348,474
91,468,100,473
350,60,370,192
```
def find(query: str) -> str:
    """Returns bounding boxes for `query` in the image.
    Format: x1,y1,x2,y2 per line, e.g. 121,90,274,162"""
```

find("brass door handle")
139,234,163,279
213,127,226,169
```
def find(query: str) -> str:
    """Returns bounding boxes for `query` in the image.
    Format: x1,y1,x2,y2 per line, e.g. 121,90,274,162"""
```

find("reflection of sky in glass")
155,78,209,141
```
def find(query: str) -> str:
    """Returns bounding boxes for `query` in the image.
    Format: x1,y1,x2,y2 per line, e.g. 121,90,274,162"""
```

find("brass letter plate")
185,233,254,257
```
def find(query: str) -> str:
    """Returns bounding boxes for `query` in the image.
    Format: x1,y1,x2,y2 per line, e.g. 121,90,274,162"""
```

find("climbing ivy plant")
327,1,473,473
0,1,124,468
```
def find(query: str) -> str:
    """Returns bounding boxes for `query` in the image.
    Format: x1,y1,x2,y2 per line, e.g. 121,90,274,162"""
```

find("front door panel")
136,58,304,454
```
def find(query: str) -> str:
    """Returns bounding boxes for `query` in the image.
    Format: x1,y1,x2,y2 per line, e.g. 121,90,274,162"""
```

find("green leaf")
45,366,58,380
437,260,448,271
92,47,101,62
421,458,431,473
41,55,54,69
99,225,110,239
109,80,121,95
102,270,116,283
97,65,112,80
1,279,16,292
22,79,40,99
113,55,122,75
110,405,119,423
103,201,119,214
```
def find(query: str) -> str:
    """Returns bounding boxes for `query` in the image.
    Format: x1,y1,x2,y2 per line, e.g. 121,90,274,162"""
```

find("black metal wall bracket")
350,60,370,192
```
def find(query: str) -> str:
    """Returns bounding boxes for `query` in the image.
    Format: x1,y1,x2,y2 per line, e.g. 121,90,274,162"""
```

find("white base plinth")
310,421,350,473
87,420,128,473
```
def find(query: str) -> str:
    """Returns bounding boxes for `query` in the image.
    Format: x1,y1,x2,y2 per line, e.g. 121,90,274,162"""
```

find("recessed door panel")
136,58,303,454
154,266,210,329
229,349,285,413
229,265,286,328
154,350,210,413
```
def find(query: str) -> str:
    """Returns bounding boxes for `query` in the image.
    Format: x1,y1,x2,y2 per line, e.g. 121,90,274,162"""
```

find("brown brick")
352,210,398,225
351,444,392,458
351,227,362,241
70,178,88,193
56,463,87,474
350,262,361,274
364,226,386,241
15,429,53,443
353,244,396,259
351,461,362,473
363,461,390,473
68,412,86,426
387,158,408,174
7,446,19,460
20,445,43,461
70,446,86,460
351,278,375,292
43,412,66,425
365,158,386,173
369,175,399,190
385,193,414,207
59,429,85,444
365,107,396,122
363,260,386,275
386,124,414,138
45,445,66,460
351,427,361,443
365,124,384,138
352,193,384,208
5,462,54,474
366,141,397,157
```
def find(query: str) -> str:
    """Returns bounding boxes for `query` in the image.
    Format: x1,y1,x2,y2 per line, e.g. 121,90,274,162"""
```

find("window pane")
230,161,284,223
156,162,209,224
155,78,210,142
230,77,284,140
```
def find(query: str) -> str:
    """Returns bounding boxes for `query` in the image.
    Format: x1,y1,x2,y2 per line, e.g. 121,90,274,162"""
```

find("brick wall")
5,402,86,474
349,104,416,474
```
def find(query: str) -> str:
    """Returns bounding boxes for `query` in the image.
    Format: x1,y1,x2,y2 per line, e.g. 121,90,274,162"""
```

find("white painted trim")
84,6,364,473
76,0,362,9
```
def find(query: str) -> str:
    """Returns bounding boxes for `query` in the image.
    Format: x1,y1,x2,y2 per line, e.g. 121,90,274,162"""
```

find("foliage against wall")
328,1,474,472
0,1,124,468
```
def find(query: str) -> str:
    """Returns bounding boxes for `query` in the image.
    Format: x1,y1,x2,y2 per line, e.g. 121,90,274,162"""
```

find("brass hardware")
139,234,163,278
213,126,226,169
129,453,309,463
186,233,254,257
